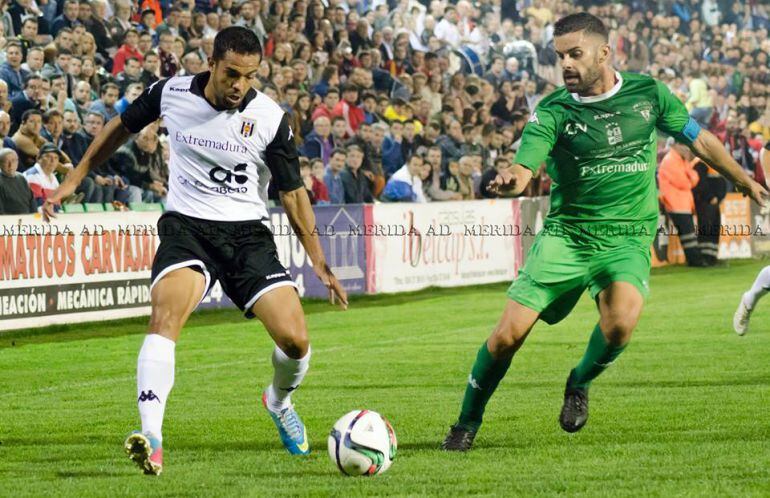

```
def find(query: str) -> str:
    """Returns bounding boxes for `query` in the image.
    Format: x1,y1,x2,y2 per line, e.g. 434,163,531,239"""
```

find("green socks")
457,342,513,431
568,324,627,389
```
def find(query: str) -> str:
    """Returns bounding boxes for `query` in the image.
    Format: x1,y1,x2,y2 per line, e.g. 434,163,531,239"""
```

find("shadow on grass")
1,282,507,349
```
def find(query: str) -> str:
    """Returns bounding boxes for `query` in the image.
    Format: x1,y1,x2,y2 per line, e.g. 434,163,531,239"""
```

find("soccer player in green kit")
442,13,768,451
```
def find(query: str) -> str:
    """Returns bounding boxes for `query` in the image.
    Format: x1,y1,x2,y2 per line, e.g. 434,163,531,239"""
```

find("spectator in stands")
17,17,37,60
77,111,118,203
382,120,404,177
116,57,142,94
340,144,372,204
60,110,86,161
0,41,28,99
424,145,461,201
41,110,66,154
309,158,330,205
445,156,475,200
112,122,165,204
0,81,11,114
300,116,334,165
112,28,143,76
23,143,64,206
51,0,81,37
0,148,35,214
480,157,512,199
12,109,45,170
21,47,45,74
300,158,316,204
311,87,339,121
66,80,92,121
140,51,160,88
436,119,464,170
0,111,15,150
383,154,426,202
115,83,144,115
311,65,338,98
686,71,713,129
332,83,364,138
324,148,346,205
89,82,120,122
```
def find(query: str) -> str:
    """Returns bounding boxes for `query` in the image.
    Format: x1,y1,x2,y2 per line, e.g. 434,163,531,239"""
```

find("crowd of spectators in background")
0,0,769,215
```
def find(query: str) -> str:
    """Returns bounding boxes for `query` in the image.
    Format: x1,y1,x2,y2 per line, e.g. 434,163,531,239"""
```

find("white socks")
743,266,770,310
266,346,310,413
137,334,176,442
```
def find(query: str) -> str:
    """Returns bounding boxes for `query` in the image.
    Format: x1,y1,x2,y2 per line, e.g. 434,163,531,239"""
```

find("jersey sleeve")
263,113,303,192
655,80,700,144
120,78,168,133
514,104,559,173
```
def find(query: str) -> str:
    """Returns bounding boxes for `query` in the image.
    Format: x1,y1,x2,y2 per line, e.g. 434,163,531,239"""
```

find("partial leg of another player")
734,265,770,336
250,285,312,455
442,300,540,451
560,281,642,433
125,267,206,475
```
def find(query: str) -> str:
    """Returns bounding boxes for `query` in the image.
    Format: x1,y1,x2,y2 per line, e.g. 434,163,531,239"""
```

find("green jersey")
515,71,695,245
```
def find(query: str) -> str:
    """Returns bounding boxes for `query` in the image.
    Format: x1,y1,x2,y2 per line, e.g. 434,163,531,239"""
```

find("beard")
563,62,602,95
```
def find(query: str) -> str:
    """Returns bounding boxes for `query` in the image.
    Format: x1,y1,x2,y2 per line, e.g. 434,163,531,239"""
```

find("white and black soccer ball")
327,409,397,476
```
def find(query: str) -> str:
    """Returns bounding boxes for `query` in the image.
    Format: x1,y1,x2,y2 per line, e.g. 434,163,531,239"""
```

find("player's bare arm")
487,163,534,196
280,186,348,309
42,117,133,220
689,129,768,206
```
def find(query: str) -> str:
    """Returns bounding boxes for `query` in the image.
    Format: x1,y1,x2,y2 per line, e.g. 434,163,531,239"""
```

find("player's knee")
601,316,636,345
489,321,529,356
147,307,184,336
275,324,309,359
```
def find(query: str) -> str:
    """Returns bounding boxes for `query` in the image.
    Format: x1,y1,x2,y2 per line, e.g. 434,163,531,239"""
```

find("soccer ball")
327,409,397,476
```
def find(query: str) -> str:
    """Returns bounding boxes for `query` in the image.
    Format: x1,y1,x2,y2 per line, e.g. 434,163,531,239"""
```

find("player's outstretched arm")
280,187,349,310
487,163,534,197
42,117,133,220
689,129,768,206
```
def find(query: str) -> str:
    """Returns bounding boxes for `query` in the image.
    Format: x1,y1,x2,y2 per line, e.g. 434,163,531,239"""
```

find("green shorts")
507,233,651,325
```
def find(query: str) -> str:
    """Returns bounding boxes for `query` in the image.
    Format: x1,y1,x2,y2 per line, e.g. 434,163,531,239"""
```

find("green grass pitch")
2,260,770,497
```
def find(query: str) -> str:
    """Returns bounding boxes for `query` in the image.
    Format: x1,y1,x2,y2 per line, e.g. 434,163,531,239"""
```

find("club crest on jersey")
633,101,653,122
240,119,256,138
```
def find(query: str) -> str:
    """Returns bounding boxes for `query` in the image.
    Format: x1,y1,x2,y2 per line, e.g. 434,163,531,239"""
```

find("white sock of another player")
266,345,310,413
137,334,176,442
743,266,770,310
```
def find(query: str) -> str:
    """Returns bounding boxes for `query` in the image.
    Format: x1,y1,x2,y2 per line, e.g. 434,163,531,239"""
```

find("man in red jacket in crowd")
332,83,365,139
112,28,144,76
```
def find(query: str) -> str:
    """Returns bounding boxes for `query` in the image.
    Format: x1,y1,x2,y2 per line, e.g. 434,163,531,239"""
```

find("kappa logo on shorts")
138,390,161,403
241,118,256,138
266,272,288,280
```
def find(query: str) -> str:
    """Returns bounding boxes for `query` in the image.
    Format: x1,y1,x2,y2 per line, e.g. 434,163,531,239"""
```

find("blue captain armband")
678,117,701,144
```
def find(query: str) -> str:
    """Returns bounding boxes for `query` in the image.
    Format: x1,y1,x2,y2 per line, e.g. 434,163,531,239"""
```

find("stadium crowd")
0,0,768,215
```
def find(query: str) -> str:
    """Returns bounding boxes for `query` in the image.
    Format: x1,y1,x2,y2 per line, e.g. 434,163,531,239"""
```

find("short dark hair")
57,48,73,57
24,74,42,87
22,17,38,26
21,109,43,123
43,109,62,123
101,82,119,95
325,87,340,97
346,144,363,154
554,13,608,41
212,26,262,61
331,147,347,157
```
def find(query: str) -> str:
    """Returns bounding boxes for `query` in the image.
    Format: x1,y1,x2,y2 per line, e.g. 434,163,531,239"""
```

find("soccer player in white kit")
42,26,348,475
734,143,770,335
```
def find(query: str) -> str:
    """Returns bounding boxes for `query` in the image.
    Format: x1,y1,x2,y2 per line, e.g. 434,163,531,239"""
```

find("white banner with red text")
364,199,522,294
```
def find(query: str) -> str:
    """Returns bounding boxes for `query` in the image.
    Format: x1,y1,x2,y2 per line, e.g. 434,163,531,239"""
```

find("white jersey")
120,72,302,222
